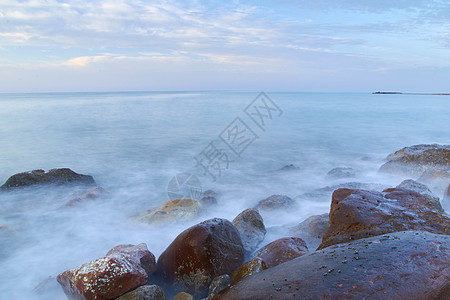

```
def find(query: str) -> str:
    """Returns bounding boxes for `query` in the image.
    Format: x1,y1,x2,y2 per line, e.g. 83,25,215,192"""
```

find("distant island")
373,91,450,95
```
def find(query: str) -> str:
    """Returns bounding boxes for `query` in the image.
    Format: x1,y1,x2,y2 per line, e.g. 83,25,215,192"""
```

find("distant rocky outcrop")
379,144,450,177
132,199,203,225
0,168,95,190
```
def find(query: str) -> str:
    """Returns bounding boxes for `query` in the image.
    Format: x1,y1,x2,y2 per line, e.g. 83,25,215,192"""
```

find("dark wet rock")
170,292,194,300
199,190,217,207
289,214,329,250
208,274,230,298
57,243,155,300
255,195,295,211
116,285,165,300
253,237,308,268
65,186,106,206
156,218,244,298
379,144,450,177
0,168,96,190
326,167,356,179
106,243,156,277
296,182,389,202
278,164,300,171
212,231,450,300
318,180,449,250
232,208,266,255
230,257,267,285
132,199,203,225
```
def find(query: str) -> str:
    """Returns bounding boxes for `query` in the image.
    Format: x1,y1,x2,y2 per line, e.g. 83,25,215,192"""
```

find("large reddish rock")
156,218,244,298
0,168,96,190
212,231,450,300
57,243,155,300
379,144,450,176
318,180,449,250
253,237,308,268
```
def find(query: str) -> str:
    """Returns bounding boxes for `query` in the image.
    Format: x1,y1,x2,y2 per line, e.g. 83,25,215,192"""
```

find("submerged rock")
278,164,300,171
318,180,449,250
255,195,295,211
208,275,231,298
57,243,156,300
199,190,217,207
289,213,329,250
230,257,267,285
132,199,203,225
212,231,450,300
65,186,106,206
116,285,165,300
232,208,266,255
379,144,450,177
326,167,356,179
296,182,389,202
253,237,308,268
0,168,96,190
156,218,244,298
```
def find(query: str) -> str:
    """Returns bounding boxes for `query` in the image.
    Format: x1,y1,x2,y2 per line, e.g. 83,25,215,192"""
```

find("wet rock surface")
156,218,244,298
232,208,266,255
169,292,194,300
57,243,155,300
0,168,96,190
253,237,308,268
289,213,329,250
212,231,450,300
208,274,230,298
116,285,165,300
379,144,450,176
230,257,267,285
132,199,203,225
318,180,449,249
255,195,295,210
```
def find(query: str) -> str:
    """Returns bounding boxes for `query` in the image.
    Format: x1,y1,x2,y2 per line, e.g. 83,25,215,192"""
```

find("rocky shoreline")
1,144,449,299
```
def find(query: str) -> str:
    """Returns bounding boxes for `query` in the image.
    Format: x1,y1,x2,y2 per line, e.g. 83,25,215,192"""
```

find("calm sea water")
0,91,448,299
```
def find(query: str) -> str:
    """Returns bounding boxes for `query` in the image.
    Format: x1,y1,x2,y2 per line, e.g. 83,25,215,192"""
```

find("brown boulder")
57,243,155,300
379,144,450,176
116,285,165,300
212,231,450,300
230,257,267,285
0,168,96,190
232,208,266,255
253,237,308,268
156,218,244,298
318,180,449,250
255,195,294,210
132,199,203,225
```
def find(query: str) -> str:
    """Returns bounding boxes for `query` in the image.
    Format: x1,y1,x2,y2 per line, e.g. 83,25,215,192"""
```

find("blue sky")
0,0,449,92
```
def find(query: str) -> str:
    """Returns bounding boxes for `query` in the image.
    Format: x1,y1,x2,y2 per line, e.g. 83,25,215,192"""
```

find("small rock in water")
232,208,266,255
65,186,106,206
289,213,329,250
116,285,165,300
278,164,300,171
326,167,356,179
256,195,295,211
132,199,203,225
199,190,218,207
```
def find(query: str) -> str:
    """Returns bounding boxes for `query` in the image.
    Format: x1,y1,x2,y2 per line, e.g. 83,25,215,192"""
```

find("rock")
253,237,308,268
66,186,106,206
278,164,299,171
289,213,329,250
199,190,217,207
156,218,244,298
212,231,450,300
326,167,356,179
445,184,450,211
106,243,156,277
230,257,267,285
379,144,450,177
255,195,295,211
208,275,230,298
232,208,266,255
57,256,148,300
0,168,96,190
116,285,165,300
296,182,389,202
132,199,203,225
418,170,450,198
170,292,194,300
318,180,449,250
57,243,155,300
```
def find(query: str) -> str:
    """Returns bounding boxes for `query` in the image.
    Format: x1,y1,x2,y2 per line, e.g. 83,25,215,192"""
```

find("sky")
0,0,449,92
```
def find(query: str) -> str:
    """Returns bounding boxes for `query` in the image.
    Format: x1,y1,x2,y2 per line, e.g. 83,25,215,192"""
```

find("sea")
0,91,448,299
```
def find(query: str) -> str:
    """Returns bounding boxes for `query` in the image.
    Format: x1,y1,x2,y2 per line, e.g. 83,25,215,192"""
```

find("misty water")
0,91,449,299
